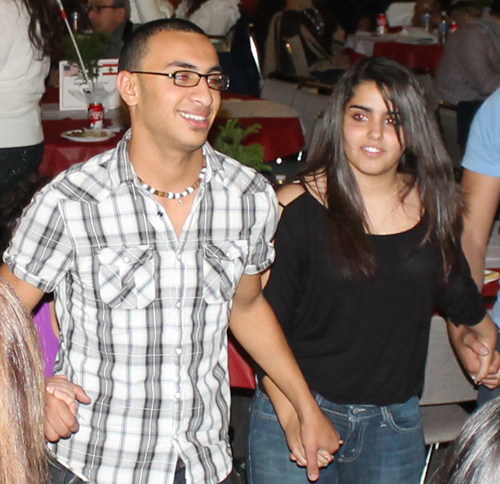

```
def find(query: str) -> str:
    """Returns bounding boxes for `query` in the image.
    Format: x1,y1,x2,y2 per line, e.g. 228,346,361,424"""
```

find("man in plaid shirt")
1,18,339,484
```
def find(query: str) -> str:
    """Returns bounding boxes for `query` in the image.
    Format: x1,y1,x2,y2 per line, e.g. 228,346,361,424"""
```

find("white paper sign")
59,59,121,111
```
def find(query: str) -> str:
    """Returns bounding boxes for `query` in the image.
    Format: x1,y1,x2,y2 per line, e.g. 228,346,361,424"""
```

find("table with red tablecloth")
372,42,444,76
345,30,444,76
40,91,305,177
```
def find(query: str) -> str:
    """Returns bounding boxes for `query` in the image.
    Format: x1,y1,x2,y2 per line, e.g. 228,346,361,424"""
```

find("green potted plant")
215,119,271,173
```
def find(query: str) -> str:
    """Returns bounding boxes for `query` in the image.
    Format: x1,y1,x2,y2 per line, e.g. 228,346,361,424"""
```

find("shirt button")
176,253,181,260
176,301,181,308
123,256,130,263
175,392,181,400
176,348,182,355
226,251,232,258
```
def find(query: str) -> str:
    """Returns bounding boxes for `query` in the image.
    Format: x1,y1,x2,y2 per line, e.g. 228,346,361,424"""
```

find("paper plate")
61,129,115,143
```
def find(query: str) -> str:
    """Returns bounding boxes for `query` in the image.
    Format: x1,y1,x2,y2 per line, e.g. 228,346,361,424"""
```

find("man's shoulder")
46,148,118,202
207,146,273,197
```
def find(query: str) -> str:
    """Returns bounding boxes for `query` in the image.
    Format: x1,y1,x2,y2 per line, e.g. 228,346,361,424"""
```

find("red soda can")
88,103,104,130
449,21,458,33
376,13,388,34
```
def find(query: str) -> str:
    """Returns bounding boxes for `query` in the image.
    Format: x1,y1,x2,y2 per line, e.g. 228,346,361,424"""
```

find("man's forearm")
229,294,318,417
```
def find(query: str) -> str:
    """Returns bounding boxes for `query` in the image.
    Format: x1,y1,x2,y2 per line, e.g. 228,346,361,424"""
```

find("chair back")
291,88,330,149
386,2,416,27
420,316,477,406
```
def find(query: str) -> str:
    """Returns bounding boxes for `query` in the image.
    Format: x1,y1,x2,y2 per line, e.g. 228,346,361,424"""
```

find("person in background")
1,18,339,484
0,277,48,484
452,87,500,408
246,57,498,484
129,0,174,23
448,0,481,27
0,0,64,194
436,396,500,483
88,0,136,58
175,0,241,36
0,173,59,378
435,0,500,105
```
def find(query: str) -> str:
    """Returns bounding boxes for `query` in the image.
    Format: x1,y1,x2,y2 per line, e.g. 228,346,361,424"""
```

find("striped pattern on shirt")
5,131,278,484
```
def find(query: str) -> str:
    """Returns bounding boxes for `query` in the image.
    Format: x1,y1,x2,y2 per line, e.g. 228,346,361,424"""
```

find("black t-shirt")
261,191,486,406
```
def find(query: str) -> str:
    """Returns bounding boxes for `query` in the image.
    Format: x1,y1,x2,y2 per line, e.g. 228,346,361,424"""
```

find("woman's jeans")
247,389,425,484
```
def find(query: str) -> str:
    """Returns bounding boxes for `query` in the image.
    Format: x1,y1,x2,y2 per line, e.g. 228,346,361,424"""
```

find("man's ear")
117,70,138,107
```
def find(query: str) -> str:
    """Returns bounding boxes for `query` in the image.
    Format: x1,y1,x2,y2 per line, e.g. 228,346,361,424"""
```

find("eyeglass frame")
87,4,123,13
129,70,230,91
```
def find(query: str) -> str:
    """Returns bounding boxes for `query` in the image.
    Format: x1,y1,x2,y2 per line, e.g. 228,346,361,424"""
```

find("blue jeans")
49,459,86,484
49,458,234,484
247,389,425,484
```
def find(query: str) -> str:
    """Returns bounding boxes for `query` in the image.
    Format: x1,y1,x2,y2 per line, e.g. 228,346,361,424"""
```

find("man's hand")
280,404,341,476
448,317,500,385
296,405,342,481
45,375,91,442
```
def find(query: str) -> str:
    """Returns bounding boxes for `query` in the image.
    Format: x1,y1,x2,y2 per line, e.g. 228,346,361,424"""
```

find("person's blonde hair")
0,278,48,484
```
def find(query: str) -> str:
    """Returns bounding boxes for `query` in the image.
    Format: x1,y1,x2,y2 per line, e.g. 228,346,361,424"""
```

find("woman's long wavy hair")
302,56,463,279
20,0,65,58
0,278,48,484
437,397,500,484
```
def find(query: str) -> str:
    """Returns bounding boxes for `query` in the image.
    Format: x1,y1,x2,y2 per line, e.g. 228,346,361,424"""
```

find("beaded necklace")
138,165,207,205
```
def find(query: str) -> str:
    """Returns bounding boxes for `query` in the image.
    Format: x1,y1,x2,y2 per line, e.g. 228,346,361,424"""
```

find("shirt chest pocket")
203,240,248,303
97,246,156,309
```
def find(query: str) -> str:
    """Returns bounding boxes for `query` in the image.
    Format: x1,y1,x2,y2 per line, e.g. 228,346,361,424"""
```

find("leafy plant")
215,119,271,173
63,31,114,83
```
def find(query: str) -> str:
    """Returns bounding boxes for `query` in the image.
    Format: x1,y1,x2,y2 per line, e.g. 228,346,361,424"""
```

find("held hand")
448,318,498,384
283,412,337,471
298,406,342,481
44,376,91,442
480,351,500,389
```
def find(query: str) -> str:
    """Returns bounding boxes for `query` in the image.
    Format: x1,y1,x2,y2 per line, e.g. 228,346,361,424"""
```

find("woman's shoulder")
276,182,307,208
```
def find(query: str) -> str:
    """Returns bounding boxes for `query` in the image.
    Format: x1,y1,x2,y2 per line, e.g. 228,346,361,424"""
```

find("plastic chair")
291,87,330,149
260,78,300,107
419,315,477,483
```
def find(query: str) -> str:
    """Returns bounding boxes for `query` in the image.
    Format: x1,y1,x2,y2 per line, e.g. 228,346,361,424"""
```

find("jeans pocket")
385,398,423,433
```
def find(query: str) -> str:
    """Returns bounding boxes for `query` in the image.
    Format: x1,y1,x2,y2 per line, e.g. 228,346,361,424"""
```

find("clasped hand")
45,375,91,442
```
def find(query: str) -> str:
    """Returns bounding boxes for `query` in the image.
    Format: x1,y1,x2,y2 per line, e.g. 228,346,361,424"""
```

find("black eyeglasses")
129,70,230,91
87,4,122,13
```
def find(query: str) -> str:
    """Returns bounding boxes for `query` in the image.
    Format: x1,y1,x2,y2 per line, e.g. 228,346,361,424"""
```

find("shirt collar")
108,129,227,191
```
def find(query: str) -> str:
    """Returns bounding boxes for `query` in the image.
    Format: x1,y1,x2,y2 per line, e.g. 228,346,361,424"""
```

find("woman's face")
342,81,404,183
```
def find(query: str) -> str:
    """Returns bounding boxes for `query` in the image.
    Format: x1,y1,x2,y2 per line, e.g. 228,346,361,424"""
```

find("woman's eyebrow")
348,104,398,116
348,104,371,112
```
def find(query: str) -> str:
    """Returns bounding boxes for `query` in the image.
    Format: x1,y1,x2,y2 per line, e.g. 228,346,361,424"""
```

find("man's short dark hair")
118,18,207,72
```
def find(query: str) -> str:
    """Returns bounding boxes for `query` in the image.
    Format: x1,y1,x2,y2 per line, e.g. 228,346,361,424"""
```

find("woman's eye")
353,113,367,121
385,116,398,126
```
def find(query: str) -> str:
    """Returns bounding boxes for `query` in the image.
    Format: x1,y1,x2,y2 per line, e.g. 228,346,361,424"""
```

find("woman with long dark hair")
0,0,64,193
175,0,240,36
247,57,498,484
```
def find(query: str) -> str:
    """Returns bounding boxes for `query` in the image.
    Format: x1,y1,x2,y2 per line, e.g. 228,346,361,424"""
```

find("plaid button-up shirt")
5,131,278,484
